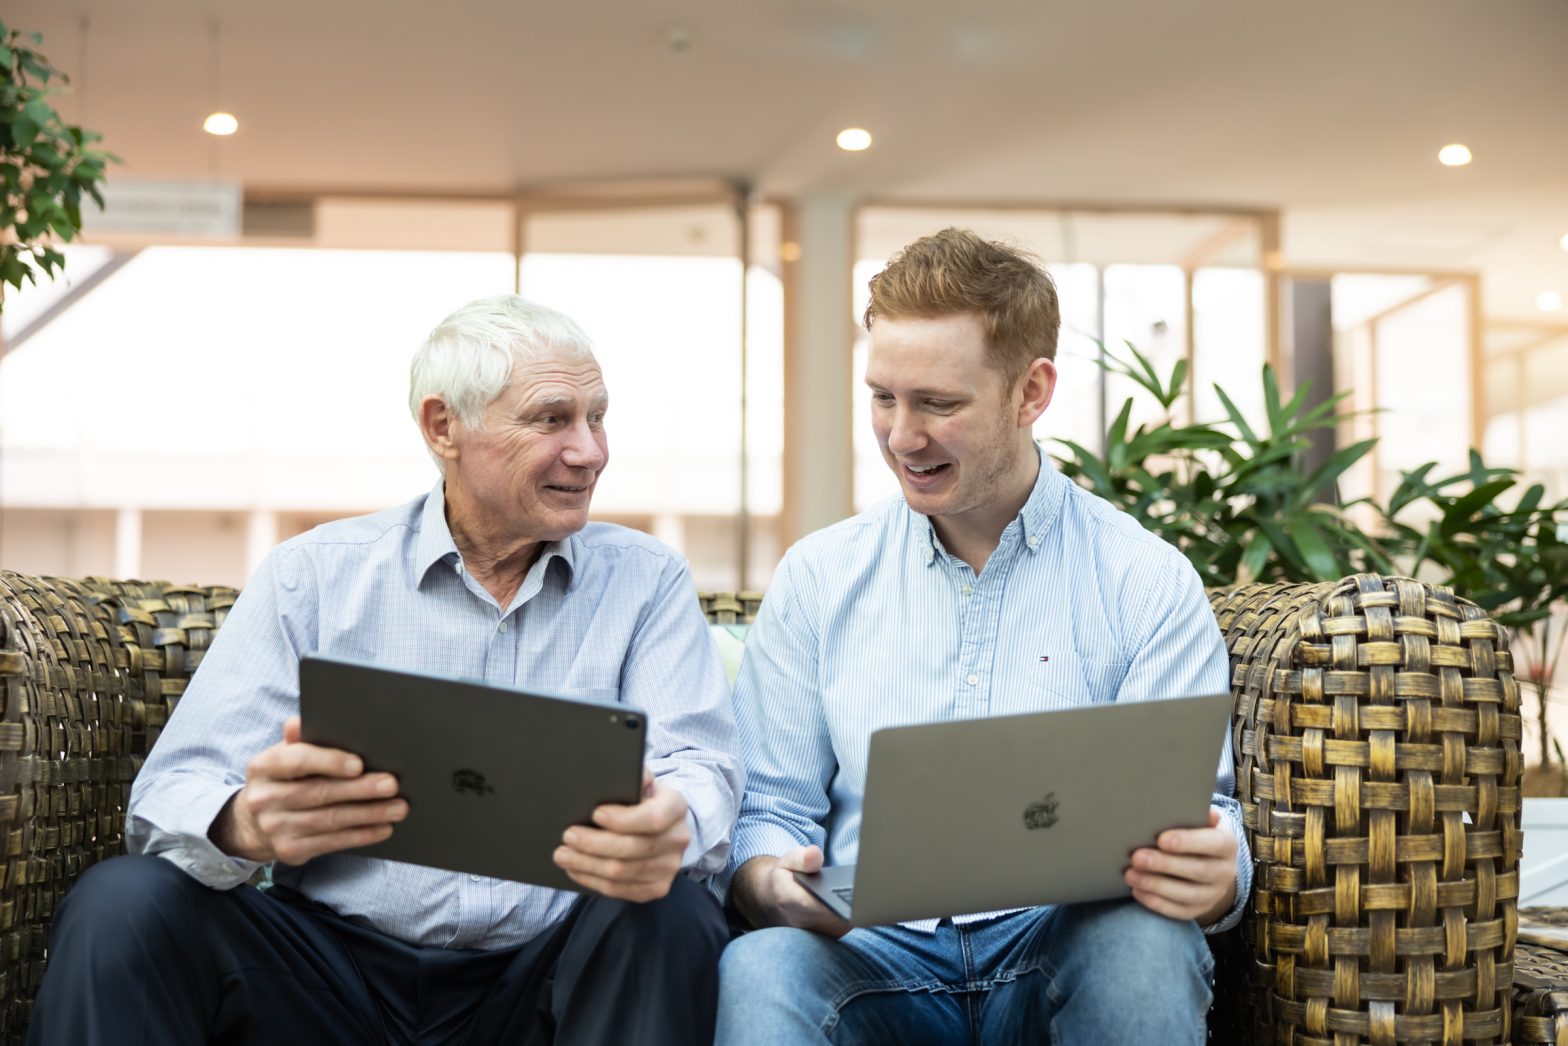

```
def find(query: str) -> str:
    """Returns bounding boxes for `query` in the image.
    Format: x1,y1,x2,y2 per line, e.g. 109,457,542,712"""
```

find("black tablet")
298,654,646,891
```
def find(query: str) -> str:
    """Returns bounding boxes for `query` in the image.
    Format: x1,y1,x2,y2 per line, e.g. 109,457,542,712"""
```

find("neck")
931,446,1040,574
444,494,544,609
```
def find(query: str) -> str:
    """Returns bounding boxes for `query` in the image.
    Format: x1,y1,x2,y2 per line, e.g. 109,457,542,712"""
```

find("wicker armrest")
0,571,234,1042
1209,574,1522,1045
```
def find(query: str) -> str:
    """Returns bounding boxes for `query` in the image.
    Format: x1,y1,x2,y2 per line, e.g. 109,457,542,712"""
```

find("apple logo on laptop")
451,769,495,797
1023,793,1059,830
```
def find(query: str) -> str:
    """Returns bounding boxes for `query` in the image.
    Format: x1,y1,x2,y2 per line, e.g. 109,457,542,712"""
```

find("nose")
884,405,926,457
561,419,607,471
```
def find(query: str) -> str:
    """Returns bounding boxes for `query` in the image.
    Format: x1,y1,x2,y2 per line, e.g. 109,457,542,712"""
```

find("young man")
717,229,1248,1044
29,296,742,1045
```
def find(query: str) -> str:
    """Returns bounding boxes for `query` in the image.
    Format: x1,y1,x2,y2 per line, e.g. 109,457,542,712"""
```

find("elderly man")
716,229,1249,1044
29,296,742,1045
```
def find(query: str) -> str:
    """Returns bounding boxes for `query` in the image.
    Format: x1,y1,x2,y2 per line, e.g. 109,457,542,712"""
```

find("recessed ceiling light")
1560,232,1568,252
1438,143,1472,166
836,128,872,152
1538,291,1564,312
203,112,238,136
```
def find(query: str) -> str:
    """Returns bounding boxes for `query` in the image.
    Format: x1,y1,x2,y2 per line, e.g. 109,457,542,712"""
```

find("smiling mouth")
904,463,950,477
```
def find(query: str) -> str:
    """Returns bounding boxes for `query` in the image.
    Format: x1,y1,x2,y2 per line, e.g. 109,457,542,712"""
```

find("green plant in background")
0,18,115,306
1382,453,1568,770
1054,341,1568,770
1052,342,1394,588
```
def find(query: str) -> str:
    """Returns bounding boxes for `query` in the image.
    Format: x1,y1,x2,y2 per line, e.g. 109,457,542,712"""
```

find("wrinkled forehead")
498,350,608,406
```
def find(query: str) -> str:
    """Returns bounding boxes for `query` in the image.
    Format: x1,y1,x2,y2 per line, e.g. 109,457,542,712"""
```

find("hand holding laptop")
211,715,409,865
1123,808,1238,924
731,845,852,939
552,769,693,903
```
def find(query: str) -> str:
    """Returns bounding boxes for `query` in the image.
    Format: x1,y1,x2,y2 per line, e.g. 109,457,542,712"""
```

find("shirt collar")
413,480,578,589
1017,443,1068,552
913,443,1068,568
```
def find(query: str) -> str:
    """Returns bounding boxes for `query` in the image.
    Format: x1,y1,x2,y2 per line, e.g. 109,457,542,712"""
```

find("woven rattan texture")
1513,942,1568,1045
1511,909,1568,1046
1210,574,1523,1045
0,572,234,1045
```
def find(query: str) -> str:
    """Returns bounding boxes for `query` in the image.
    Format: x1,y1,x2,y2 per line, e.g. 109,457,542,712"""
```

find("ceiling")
8,0,1568,319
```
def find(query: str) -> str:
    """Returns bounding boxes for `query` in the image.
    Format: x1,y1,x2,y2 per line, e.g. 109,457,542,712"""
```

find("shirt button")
497,621,509,633
1027,535,1041,548
469,875,482,883
966,673,979,686
961,585,972,597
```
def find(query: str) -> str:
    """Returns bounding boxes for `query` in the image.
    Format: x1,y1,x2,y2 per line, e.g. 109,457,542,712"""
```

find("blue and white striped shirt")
128,482,743,950
723,449,1250,933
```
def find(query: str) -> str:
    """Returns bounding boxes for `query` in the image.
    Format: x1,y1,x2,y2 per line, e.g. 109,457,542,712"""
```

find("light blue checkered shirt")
128,482,743,950
721,449,1251,933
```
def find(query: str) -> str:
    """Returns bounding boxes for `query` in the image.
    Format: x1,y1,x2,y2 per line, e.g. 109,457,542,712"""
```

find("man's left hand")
1125,807,1237,925
553,770,690,902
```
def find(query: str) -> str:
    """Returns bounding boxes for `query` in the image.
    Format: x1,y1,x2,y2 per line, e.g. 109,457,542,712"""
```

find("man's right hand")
730,845,852,938
210,716,408,865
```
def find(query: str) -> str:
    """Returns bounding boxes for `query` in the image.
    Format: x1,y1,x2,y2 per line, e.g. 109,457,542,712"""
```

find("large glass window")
1330,275,1476,506
1,193,783,591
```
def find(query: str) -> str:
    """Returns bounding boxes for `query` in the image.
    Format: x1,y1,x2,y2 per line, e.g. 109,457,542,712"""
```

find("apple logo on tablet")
1023,793,1059,830
452,769,495,797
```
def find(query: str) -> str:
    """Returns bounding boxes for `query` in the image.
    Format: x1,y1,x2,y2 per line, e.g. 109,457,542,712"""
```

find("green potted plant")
0,17,115,308
1051,341,1394,588
1055,342,1568,788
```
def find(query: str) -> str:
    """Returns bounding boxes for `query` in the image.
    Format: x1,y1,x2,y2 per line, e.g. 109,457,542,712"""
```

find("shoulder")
1057,480,1189,576
1052,480,1207,643
569,522,693,594
784,495,907,573
279,500,422,554
266,498,424,583
764,496,911,625
573,521,685,564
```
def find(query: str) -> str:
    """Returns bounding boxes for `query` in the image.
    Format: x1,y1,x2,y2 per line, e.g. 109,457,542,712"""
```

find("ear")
418,395,462,464
1015,358,1057,429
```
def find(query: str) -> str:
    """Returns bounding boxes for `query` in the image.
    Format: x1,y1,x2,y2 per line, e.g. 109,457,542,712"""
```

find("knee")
56,855,205,931
719,927,829,1001
599,876,728,961
1052,900,1209,985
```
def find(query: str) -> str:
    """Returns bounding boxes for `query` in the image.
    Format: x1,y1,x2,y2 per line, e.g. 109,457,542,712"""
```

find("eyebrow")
529,392,609,411
864,379,963,398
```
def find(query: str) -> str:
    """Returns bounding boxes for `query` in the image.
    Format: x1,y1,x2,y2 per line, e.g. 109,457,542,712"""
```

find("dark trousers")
27,855,728,1045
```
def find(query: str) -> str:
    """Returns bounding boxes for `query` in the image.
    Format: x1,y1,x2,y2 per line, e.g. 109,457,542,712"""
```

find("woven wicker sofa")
0,569,1539,1043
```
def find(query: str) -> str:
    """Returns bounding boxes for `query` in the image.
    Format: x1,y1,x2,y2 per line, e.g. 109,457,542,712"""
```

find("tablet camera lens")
624,716,640,730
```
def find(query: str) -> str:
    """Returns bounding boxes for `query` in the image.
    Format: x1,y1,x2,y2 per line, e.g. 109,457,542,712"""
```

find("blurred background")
1,0,1564,595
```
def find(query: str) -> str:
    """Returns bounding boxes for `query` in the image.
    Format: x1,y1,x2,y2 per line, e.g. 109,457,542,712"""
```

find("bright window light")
1537,290,1564,313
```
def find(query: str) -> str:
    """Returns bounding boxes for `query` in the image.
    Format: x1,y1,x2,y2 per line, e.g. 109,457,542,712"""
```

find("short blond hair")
864,227,1061,381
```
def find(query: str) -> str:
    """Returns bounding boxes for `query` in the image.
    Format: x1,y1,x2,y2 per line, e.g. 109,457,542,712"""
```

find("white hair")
408,295,596,432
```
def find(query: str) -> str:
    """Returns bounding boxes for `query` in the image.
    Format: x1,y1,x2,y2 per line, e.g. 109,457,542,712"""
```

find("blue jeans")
716,899,1213,1044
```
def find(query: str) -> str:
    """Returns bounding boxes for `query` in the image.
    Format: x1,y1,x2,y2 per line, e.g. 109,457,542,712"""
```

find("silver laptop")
298,654,647,892
794,692,1233,926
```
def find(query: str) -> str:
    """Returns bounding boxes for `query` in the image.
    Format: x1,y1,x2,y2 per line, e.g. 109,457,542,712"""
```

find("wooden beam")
1359,277,1460,332
1466,274,1484,455
1182,266,1196,425
1261,213,1283,380
1178,216,1258,270
858,197,1276,219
